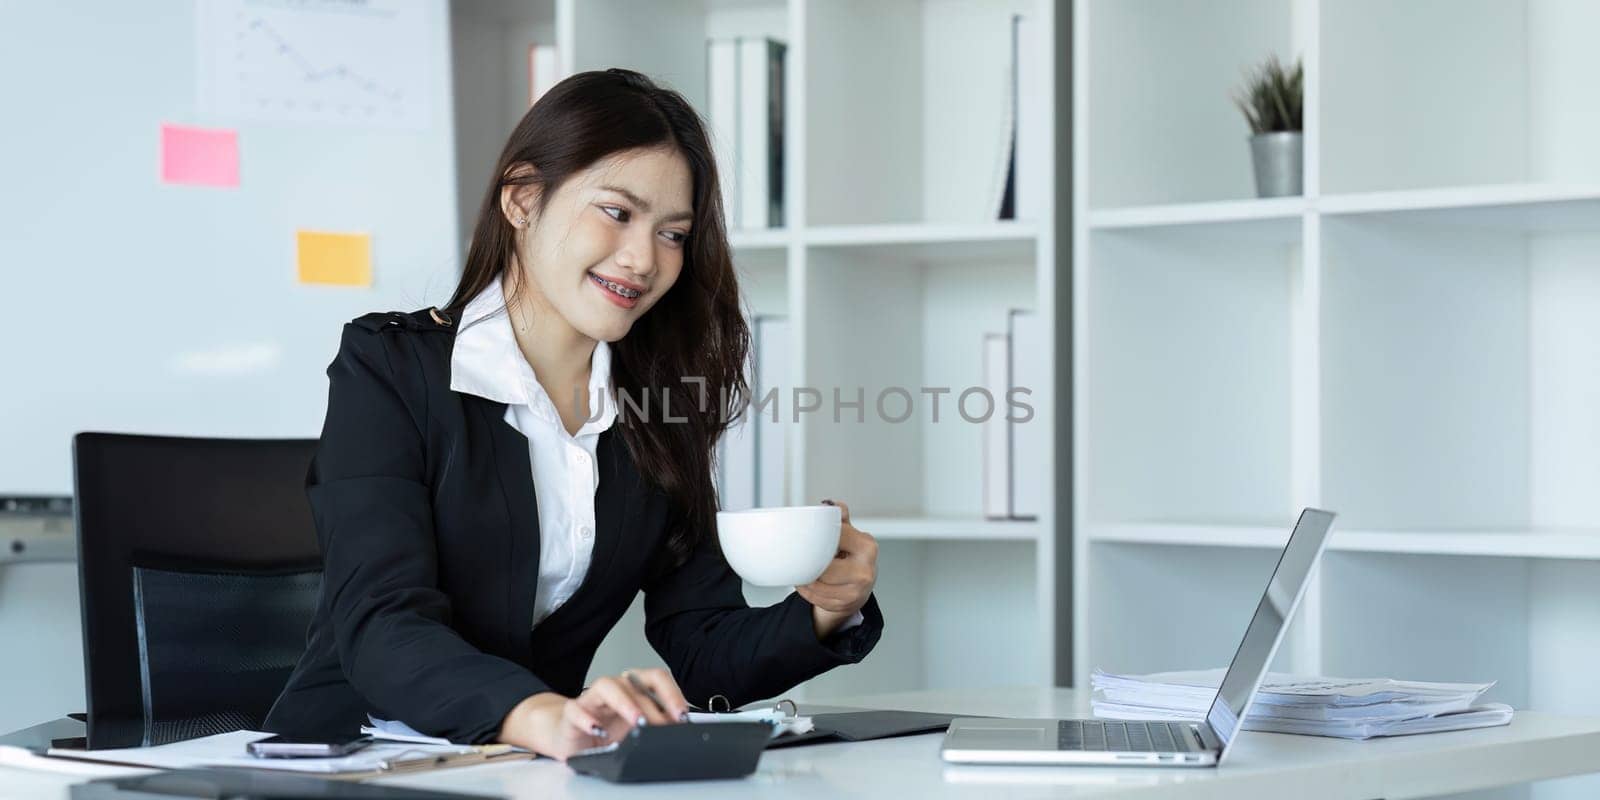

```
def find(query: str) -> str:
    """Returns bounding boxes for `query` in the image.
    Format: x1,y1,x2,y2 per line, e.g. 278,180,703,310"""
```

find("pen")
624,670,678,725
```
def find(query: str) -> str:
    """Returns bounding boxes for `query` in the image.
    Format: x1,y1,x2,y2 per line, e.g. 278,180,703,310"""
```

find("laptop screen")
1204,508,1336,757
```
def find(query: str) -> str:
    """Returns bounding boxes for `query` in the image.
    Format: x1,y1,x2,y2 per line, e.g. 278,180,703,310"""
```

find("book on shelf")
982,310,1046,520
527,43,558,107
753,315,789,507
1008,308,1046,520
717,320,758,512
982,332,1011,519
1012,12,1046,223
997,12,1045,222
707,38,740,225
708,36,786,231
717,315,788,510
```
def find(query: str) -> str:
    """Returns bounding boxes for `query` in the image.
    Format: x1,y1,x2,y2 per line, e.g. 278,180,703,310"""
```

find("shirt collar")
450,276,616,435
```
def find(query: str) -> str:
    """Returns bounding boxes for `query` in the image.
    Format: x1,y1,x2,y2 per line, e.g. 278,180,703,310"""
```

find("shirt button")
579,525,593,539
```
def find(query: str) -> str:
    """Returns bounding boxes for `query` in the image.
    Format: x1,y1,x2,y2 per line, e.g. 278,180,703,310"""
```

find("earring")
513,215,527,226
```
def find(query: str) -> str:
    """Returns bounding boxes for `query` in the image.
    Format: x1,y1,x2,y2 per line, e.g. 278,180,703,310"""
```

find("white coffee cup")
716,505,843,587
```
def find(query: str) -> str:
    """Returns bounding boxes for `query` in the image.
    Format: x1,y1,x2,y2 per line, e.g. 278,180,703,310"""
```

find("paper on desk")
1252,704,1514,739
1093,702,1515,740
1091,668,1510,740
1094,668,1493,709
48,729,480,774
687,707,815,738
0,744,154,778
364,715,454,746
1094,695,1476,722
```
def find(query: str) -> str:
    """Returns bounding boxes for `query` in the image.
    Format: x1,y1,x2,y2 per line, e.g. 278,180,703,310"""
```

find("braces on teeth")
592,274,641,299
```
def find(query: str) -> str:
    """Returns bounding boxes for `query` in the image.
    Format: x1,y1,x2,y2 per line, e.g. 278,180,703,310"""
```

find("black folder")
765,709,978,749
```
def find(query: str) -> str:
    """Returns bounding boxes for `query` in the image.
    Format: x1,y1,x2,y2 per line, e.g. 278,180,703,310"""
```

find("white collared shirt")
451,277,615,628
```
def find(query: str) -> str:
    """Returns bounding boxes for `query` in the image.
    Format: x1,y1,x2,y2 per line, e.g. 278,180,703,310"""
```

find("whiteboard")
0,0,462,494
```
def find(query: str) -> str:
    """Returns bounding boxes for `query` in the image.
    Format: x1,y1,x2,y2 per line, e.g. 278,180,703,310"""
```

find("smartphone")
247,733,374,758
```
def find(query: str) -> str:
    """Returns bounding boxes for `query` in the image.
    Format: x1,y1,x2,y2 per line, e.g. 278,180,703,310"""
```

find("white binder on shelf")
754,315,789,507
707,39,740,224
717,327,758,511
708,36,786,231
990,14,1020,221
737,37,785,230
1012,13,1046,222
982,332,1012,519
1008,309,1046,520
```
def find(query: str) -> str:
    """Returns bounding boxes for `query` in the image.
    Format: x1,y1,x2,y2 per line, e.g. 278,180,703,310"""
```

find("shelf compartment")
1320,552,1532,708
801,539,1044,698
1321,214,1600,531
591,539,1045,699
1321,0,1600,194
567,0,787,112
1085,0,1296,209
1086,222,1299,526
800,245,1038,519
805,0,1045,226
1085,541,1308,677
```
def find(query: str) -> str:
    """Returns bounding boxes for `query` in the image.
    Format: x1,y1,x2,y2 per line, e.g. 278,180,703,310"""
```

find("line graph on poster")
197,0,435,129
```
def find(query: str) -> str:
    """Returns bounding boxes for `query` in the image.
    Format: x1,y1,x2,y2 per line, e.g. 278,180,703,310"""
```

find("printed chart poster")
197,0,433,129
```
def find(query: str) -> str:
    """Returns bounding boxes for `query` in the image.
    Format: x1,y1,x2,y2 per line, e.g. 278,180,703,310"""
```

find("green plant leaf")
1233,54,1303,133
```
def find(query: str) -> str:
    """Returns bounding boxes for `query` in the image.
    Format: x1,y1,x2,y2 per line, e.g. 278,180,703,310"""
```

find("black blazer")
262,308,883,744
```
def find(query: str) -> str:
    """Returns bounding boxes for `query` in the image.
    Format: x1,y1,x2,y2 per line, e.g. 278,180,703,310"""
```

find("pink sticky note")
160,123,239,187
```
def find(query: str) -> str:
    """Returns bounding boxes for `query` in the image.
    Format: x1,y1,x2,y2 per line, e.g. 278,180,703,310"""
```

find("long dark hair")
444,69,749,570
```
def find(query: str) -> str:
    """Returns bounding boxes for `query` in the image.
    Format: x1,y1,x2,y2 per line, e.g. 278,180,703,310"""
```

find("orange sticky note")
160,123,239,187
297,230,372,287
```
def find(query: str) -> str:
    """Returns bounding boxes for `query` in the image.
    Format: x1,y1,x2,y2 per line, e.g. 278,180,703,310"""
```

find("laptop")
941,507,1336,767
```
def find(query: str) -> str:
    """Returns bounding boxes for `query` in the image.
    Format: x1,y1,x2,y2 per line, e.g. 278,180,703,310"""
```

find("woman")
262,69,883,760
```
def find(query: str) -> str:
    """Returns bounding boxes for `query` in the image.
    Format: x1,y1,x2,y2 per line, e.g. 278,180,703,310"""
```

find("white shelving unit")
452,0,1068,701
1074,1,1600,798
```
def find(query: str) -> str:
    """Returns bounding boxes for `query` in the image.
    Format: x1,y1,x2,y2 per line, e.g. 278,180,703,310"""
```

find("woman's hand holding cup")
796,499,879,639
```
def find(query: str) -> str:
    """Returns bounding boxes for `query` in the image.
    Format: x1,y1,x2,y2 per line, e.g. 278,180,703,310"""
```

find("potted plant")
1233,55,1303,198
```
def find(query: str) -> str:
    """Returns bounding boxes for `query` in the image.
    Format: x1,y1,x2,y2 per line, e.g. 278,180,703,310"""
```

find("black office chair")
72,433,322,749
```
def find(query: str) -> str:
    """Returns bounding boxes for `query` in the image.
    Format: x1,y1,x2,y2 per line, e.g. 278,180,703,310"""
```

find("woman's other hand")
497,667,690,760
797,499,879,639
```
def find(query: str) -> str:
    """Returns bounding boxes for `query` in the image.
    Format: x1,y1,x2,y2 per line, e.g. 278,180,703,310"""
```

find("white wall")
0,0,459,732
0,0,461,496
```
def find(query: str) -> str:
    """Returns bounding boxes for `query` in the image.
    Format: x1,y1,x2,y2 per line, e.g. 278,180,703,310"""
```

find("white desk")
6,688,1600,799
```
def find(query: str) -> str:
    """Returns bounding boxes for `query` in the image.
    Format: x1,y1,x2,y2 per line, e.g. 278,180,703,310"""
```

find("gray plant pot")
1250,131,1303,198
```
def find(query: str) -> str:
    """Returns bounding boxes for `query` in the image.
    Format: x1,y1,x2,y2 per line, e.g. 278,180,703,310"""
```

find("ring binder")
698,695,799,718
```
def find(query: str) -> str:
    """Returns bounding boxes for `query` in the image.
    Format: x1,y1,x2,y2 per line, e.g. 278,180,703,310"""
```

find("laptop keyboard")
1058,720,1193,752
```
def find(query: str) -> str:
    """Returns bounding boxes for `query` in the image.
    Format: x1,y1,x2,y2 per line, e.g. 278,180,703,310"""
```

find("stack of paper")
1091,668,1514,740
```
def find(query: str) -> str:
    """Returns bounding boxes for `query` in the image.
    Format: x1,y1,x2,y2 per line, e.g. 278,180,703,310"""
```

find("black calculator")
566,721,773,783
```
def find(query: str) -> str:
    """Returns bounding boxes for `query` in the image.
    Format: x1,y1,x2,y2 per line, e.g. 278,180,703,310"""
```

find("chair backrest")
73,433,321,749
